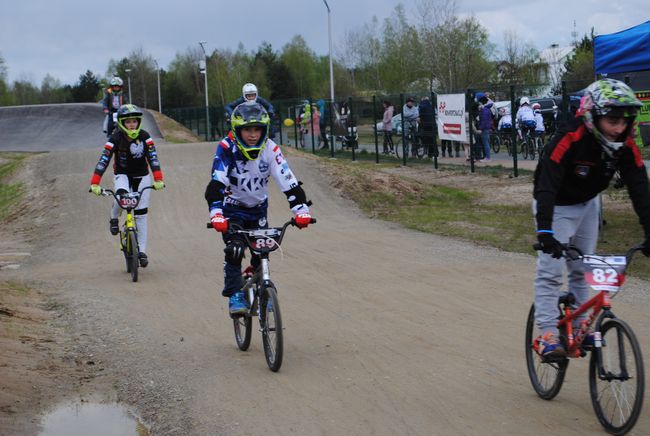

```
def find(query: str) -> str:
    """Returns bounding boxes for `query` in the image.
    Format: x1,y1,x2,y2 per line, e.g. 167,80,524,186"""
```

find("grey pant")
533,196,600,335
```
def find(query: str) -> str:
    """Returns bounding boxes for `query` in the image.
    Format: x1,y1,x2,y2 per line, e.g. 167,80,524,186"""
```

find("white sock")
135,214,148,253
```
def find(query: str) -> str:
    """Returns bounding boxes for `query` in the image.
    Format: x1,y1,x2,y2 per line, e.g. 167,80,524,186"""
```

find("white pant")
111,174,151,253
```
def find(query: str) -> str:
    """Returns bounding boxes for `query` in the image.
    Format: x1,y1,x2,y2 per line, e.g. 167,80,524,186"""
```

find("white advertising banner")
437,93,467,142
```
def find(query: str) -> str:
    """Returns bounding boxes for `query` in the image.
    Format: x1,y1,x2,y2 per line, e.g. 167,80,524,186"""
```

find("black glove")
642,238,650,257
537,233,563,259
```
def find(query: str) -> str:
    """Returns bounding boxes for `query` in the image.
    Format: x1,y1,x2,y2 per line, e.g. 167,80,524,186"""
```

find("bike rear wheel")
504,138,512,156
535,137,544,158
260,285,283,372
129,230,139,282
589,318,645,435
395,138,408,159
527,138,536,160
525,304,569,400
520,140,528,159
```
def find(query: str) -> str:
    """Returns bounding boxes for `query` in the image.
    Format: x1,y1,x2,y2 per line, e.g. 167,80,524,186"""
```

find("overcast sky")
1,0,647,86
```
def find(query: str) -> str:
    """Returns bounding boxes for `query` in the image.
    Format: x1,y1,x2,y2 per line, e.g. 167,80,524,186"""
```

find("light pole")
154,60,162,113
124,68,132,103
322,0,335,153
322,0,334,104
199,41,210,141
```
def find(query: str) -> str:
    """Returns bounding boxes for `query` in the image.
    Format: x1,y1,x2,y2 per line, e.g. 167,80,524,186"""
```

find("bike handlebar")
532,242,645,263
205,217,317,230
97,186,154,210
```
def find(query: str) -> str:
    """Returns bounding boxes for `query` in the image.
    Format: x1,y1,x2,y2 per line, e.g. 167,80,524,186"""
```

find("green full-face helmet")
117,104,143,140
231,102,270,160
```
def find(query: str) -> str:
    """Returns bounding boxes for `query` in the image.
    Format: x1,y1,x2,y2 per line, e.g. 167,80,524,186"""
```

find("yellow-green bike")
101,187,152,282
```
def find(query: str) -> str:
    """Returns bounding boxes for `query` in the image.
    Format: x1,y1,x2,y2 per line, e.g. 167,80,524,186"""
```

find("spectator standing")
316,99,329,150
402,97,419,156
477,94,494,161
382,101,394,154
418,96,436,157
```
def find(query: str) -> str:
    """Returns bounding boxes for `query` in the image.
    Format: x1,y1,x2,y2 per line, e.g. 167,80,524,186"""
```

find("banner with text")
437,93,467,143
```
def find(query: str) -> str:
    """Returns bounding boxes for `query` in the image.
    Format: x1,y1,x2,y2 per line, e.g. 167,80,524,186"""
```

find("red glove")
295,213,311,229
211,213,228,233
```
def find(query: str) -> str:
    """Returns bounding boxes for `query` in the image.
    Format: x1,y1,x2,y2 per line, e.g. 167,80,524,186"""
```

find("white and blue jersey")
205,135,306,221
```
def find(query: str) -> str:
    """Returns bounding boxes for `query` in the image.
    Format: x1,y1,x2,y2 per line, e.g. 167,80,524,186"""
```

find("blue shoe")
537,333,566,359
228,292,248,315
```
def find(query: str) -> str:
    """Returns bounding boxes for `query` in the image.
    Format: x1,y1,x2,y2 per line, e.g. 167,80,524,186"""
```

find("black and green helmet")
578,79,642,157
117,104,143,140
231,102,270,160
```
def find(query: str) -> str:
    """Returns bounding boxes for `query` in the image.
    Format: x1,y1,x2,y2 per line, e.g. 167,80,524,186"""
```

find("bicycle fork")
120,212,139,253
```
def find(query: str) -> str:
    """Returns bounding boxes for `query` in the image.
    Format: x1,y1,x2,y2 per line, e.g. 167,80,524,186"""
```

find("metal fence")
162,80,608,177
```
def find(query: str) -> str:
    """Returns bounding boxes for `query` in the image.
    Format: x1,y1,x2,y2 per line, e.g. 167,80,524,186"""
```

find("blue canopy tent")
594,21,650,146
594,20,650,75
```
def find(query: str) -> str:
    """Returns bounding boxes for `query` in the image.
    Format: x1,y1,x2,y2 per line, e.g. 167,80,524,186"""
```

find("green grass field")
307,153,650,280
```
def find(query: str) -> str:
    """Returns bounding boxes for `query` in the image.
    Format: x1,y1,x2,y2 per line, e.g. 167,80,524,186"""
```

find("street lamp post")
154,60,162,113
124,68,132,103
322,0,334,104
199,41,210,141
322,0,335,153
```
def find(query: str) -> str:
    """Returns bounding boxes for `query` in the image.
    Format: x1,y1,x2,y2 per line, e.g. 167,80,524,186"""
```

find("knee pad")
224,240,245,264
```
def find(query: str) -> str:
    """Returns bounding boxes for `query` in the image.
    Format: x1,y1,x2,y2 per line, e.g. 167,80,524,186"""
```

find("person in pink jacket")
382,101,395,154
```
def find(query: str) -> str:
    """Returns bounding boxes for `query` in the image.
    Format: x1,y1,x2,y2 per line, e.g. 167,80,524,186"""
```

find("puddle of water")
39,402,149,436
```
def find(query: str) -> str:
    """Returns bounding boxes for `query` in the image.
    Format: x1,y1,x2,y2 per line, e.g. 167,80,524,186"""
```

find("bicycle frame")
556,291,612,358
101,186,153,281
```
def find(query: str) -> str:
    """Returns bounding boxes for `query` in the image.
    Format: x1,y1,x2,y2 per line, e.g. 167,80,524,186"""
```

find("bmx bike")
525,243,645,435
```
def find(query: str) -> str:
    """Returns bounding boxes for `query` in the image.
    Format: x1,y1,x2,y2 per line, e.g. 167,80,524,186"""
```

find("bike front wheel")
129,230,139,282
233,282,254,351
260,285,283,372
589,318,645,435
525,304,569,400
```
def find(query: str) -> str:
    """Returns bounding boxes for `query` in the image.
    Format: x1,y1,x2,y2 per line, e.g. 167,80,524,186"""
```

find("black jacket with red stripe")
533,117,650,236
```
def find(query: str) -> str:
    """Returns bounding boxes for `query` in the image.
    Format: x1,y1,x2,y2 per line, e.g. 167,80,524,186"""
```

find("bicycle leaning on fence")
395,120,425,159
99,186,153,282
525,243,645,435
208,217,316,372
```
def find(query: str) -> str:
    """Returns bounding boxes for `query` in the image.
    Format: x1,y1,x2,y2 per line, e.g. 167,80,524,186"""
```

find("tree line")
0,1,595,110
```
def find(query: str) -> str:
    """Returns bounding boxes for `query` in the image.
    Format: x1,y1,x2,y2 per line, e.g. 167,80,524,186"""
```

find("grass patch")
308,152,650,280
4,280,30,294
148,110,201,143
0,153,28,220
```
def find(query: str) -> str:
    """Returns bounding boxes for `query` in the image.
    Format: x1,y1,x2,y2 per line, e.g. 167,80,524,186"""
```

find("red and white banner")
437,93,467,143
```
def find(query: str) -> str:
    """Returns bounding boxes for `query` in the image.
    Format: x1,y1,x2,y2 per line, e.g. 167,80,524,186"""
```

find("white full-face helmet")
520,96,530,106
242,83,258,102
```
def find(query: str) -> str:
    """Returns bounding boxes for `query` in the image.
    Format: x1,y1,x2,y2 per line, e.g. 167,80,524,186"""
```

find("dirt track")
3,138,650,434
